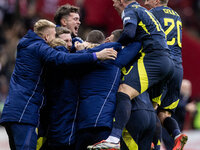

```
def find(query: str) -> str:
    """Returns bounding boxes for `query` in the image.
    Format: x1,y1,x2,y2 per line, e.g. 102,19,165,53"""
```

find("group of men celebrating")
0,0,188,150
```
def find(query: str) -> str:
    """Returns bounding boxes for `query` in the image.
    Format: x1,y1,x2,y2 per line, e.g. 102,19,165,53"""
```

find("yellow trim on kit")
152,94,162,105
122,129,138,150
121,67,127,76
121,67,126,81
157,139,161,146
139,47,143,53
137,52,148,93
121,66,134,81
177,20,182,48
36,137,47,150
139,21,150,35
164,99,180,110
126,66,133,75
131,4,140,8
145,10,161,31
35,128,38,135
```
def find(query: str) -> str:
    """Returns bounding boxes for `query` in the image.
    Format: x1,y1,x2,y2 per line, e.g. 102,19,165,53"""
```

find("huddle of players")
0,4,117,150
84,0,187,150
0,0,188,150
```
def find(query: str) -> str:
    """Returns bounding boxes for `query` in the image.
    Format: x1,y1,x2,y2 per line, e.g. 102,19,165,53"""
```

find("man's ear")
119,0,125,9
60,18,67,26
42,33,48,42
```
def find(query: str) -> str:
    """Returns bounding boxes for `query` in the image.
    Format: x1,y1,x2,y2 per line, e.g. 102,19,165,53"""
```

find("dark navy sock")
153,116,162,150
110,92,132,139
154,145,161,150
163,117,181,139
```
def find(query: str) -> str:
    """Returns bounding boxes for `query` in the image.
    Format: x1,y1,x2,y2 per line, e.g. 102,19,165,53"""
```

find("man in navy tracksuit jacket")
39,46,80,150
0,19,117,150
75,33,141,149
40,42,97,150
37,28,80,150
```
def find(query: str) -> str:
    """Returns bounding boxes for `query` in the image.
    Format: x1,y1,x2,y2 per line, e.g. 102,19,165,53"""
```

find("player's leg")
36,106,49,150
158,110,188,150
152,116,162,150
36,136,48,150
138,113,156,150
121,110,156,150
104,53,149,145
4,124,16,150
5,123,37,150
150,89,163,150
106,84,139,141
120,110,143,150
113,53,172,148
162,127,174,150
121,129,138,150
158,65,187,150
87,84,139,150
87,64,140,150
78,127,111,150
87,52,173,150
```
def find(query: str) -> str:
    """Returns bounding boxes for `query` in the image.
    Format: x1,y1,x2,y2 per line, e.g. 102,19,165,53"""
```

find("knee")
152,102,158,110
158,110,172,125
118,84,139,99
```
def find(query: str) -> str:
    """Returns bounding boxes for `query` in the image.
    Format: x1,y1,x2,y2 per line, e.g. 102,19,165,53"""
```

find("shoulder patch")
124,17,131,22
132,5,139,8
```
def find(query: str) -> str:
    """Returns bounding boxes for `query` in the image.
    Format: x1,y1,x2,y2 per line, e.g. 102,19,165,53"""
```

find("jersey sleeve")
118,8,138,46
122,7,138,27
115,42,141,68
37,44,95,65
76,42,122,53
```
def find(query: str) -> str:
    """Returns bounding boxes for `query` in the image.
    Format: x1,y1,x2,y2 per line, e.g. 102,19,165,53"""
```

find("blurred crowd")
0,0,200,130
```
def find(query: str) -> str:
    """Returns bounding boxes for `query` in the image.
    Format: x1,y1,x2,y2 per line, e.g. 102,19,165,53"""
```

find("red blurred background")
0,0,199,129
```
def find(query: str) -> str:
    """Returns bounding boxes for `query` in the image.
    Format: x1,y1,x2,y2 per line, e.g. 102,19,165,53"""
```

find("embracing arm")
38,44,117,65
117,23,137,46
115,41,142,68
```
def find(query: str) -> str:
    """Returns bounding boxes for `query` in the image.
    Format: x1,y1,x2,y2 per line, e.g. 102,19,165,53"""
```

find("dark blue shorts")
121,51,173,95
4,123,37,150
158,63,183,113
121,110,156,150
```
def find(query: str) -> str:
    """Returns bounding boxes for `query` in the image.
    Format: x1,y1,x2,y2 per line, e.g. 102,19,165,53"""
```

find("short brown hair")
111,29,123,42
86,30,105,44
56,27,71,37
160,0,168,4
54,4,80,25
34,19,56,37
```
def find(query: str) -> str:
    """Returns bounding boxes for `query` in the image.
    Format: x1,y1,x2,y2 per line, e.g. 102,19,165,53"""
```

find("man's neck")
156,3,168,7
126,0,136,6
123,0,136,8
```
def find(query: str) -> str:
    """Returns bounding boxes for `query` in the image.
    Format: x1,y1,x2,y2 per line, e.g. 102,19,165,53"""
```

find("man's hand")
75,41,89,50
96,48,117,61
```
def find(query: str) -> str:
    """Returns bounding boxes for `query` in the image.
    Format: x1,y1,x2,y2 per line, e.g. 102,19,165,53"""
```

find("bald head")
181,79,192,98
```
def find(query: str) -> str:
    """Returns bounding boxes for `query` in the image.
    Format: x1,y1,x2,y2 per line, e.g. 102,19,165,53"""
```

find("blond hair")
48,38,66,48
34,19,56,37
